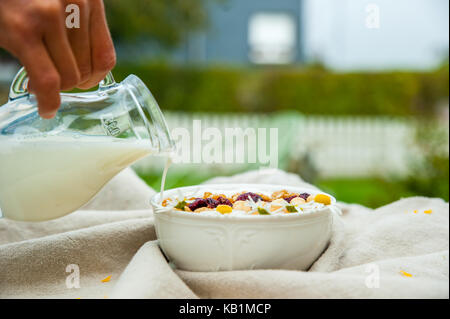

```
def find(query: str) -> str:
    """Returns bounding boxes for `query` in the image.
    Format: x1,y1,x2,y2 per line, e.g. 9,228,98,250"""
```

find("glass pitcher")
0,67,175,222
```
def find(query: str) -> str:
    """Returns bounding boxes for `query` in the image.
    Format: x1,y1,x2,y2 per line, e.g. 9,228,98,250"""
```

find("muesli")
161,190,333,216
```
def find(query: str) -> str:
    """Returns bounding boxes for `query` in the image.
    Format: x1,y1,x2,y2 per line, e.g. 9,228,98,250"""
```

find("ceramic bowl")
150,184,337,271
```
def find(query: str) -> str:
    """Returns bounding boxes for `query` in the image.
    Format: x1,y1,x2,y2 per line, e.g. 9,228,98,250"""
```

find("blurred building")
175,0,304,65
171,0,449,70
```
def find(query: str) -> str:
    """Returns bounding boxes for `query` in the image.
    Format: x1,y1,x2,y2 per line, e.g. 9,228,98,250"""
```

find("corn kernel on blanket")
0,168,448,298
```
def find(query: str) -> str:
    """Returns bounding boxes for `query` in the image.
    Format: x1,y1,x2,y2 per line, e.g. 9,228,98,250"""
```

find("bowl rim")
150,183,338,221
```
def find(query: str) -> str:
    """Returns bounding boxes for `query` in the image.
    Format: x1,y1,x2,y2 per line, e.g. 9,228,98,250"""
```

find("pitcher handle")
8,67,116,101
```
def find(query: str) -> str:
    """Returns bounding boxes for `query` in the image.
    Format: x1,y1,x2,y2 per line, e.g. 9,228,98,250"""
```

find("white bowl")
150,184,337,272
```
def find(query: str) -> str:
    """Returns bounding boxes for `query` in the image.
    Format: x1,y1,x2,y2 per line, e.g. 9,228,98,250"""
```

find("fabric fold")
0,218,155,298
110,241,198,299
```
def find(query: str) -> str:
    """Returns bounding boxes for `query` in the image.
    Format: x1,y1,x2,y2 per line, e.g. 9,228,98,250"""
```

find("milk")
0,135,155,221
160,157,172,204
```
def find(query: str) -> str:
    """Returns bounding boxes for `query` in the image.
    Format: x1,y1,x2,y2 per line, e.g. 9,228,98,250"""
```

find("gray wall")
181,0,304,65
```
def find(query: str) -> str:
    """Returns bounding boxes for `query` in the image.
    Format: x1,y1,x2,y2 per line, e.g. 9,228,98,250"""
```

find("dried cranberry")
299,193,310,200
285,195,299,203
236,192,262,202
216,196,232,207
188,198,208,211
206,198,219,208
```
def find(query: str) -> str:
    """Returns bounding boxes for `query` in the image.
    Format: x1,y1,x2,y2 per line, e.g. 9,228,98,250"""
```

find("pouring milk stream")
0,67,175,222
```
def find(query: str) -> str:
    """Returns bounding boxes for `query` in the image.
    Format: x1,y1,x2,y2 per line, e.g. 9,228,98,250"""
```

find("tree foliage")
1,0,215,60
105,0,217,47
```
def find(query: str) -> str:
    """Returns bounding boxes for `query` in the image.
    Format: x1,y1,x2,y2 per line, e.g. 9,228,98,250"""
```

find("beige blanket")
0,168,448,299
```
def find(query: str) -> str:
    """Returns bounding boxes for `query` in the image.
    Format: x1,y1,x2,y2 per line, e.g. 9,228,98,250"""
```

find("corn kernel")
216,204,233,214
101,275,111,283
400,270,412,277
314,194,331,205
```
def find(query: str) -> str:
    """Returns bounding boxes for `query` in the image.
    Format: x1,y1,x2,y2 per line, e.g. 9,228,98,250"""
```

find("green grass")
136,169,428,209
316,178,417,208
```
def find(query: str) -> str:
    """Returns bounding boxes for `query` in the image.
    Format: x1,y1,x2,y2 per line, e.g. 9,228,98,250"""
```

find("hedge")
1,62,447,116
114,63,448,116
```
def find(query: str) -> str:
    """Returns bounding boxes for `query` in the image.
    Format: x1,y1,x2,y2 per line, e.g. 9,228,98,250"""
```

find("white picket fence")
135,112,448,178
293,115,416,177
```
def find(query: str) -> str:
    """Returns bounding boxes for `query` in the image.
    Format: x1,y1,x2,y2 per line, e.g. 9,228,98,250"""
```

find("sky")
302,0,449,70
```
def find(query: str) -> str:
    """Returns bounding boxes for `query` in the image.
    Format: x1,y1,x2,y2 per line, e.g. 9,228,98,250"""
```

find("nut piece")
194,207,210,213
232,200,251,212
290,197,306,206
314,194,331,205
271,190,288,200
306,195,314,202
216,204,233,214
270,198,286,212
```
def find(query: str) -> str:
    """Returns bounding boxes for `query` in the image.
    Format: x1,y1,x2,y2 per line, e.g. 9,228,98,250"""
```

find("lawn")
315,178,417,208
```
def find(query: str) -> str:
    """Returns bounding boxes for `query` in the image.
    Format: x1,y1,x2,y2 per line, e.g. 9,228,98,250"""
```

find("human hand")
0,0,116,118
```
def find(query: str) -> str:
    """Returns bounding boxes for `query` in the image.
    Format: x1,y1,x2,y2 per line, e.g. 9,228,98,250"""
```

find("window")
248,12,297,64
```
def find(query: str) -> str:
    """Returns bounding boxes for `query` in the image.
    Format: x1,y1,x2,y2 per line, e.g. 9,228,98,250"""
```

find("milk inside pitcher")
0,67,174,221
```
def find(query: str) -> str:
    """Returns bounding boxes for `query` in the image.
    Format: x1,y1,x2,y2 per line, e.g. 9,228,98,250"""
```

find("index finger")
19,42,61,119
